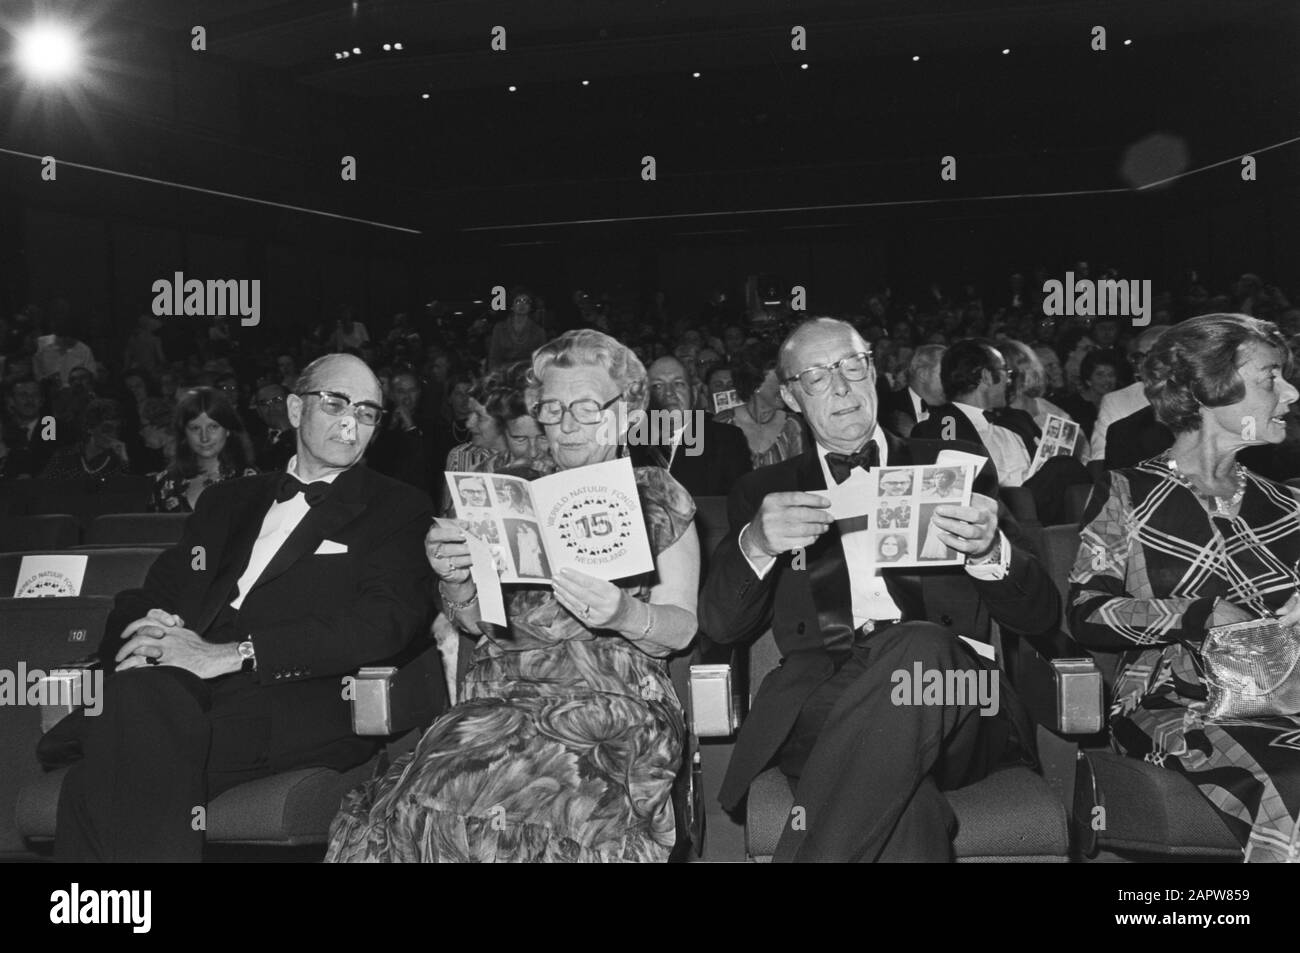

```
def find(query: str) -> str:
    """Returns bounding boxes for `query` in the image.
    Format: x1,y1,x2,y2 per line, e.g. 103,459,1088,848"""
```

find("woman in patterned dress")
1069,314,1300,862
327,329,700,862
713,344,806,469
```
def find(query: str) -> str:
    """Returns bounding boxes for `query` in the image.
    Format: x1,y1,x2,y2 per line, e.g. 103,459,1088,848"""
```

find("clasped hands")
114,608,240,677
742,490,1000,560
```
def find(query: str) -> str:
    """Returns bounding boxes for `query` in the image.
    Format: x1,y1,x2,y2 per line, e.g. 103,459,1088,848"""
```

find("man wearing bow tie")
56,354,438,861
699,318,1058,862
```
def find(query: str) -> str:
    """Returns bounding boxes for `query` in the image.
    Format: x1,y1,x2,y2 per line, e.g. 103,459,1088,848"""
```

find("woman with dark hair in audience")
1060,349,1121,439
147,386,256,512
1068,313,1300,863
501,389,553,476
713,342,805,468
39,398,131,481
328,328,699,863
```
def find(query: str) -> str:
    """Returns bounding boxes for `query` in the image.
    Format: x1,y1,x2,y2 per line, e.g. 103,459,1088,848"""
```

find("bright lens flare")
15,23,80,82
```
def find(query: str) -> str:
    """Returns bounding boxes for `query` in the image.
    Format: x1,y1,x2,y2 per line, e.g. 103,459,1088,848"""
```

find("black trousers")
775,622,1032,863
55,666,277,862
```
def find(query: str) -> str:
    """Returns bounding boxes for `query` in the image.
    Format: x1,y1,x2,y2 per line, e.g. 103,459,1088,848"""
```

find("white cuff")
964,530,1011,581
739,523,777,580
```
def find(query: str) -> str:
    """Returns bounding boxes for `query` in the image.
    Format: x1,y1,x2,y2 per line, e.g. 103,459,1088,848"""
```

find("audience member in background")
488,287,547,370
439,374,511,510
368,370,439,492
328,329,698,863
705,364,735,406
250,383,295,472
502,390,553,476
1,378,55,478
159,369,181,406
40,398,130,481
631,356,752,496
673,343,706,411
999,340,1090,463
123,313,166,375
1060,350,1122,440
134,397,177,475
715,345,806,469
914,340,1088,524
331,306,370,353
1069,314,1300,863
1089,324,1171,464
148,387,257,513
879,344,945,438
275,354,298,392
34,314,96,386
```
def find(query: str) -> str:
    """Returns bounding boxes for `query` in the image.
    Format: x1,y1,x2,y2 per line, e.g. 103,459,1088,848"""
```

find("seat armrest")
689,664,739,738
1017,645,1104,736
351,643,448,736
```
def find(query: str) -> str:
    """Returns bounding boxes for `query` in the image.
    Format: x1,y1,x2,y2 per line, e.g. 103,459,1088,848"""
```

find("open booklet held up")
444,457,655,585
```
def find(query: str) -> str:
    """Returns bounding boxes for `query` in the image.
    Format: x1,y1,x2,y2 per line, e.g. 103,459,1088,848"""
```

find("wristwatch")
237,639,257,673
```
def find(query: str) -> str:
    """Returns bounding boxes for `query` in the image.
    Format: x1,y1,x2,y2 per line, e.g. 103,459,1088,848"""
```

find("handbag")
1200,617,1300,719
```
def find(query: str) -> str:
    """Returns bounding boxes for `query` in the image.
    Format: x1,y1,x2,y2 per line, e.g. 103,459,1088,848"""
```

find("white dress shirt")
229,456,341,610
951,401,1031,488
739,428,1010,630
1089,381,1148,462
909,387,929,423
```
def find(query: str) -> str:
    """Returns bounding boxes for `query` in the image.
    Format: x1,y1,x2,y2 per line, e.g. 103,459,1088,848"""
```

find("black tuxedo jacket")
629,417,753,497
698,431,1059,809
100,464,437,770
877,385,926,437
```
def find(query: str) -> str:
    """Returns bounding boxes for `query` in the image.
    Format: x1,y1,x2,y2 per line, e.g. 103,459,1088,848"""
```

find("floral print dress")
326,467,696,862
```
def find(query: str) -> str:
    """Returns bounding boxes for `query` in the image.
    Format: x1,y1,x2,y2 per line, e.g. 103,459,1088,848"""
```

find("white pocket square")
314,540,348,555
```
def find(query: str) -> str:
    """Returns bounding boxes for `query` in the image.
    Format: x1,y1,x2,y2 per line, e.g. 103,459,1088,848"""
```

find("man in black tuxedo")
249,382,296,472
877,344,946,438
56,354,438,861
700,319,1058,862
1,378,57,478
630,356,752,496
912,339,1089,525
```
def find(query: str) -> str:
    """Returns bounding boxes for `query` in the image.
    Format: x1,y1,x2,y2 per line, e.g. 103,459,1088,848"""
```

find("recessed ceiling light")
800,63,808,70
508,85,517,92
912,55,921,62
692,71,701,78
421,93,430,100
382,43,391,51
1001,48,1010,55
393,42,403,50
581,79,590,86
352,47,362,55
1124,39,1133,46
340,51,349,59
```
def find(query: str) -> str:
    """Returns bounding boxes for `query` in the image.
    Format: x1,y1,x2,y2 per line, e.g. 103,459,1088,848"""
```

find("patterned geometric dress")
1069,456,1300,862
325,467,696,863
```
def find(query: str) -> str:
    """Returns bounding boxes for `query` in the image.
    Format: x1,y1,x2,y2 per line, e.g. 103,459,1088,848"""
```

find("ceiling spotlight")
421,93,430,100
340,50,350,59
393,42,403,50
382,43,392,51
800,63,808,70
15,22,81,83
912,55,921,62
508,85,517,92
334,52,342,60
352,47,362,55
1124,39,1133,46
692,71,701,78
1001,48,1010,55
581,79,590,86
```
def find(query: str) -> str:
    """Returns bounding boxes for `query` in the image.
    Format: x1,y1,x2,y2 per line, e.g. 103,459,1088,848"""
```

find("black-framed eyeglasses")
531,392,623,425
297,390,385,426
783,352,874,396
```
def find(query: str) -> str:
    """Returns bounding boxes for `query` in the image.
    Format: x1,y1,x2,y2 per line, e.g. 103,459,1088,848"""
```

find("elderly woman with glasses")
327,329,701,863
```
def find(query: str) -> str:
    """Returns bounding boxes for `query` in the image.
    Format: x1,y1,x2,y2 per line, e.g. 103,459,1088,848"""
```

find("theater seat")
0,515,80,553
1022,524,1241,859
740,630,1069,862
0,548,161,598
85,513,189,547
16,762,374,847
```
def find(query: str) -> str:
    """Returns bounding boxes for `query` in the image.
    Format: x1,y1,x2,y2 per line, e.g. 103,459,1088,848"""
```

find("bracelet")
640,600,655,640
439,583,478,611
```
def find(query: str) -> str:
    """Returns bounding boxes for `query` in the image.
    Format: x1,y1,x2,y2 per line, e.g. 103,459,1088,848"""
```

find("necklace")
80,452,112,475
1164,453,1246,516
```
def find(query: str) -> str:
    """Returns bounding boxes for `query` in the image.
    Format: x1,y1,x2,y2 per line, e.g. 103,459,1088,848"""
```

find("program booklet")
444,456,654,584
1027,413,1081,478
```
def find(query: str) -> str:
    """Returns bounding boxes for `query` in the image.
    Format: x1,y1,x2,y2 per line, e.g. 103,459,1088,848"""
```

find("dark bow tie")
275,472,332,506
825,442,880,485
